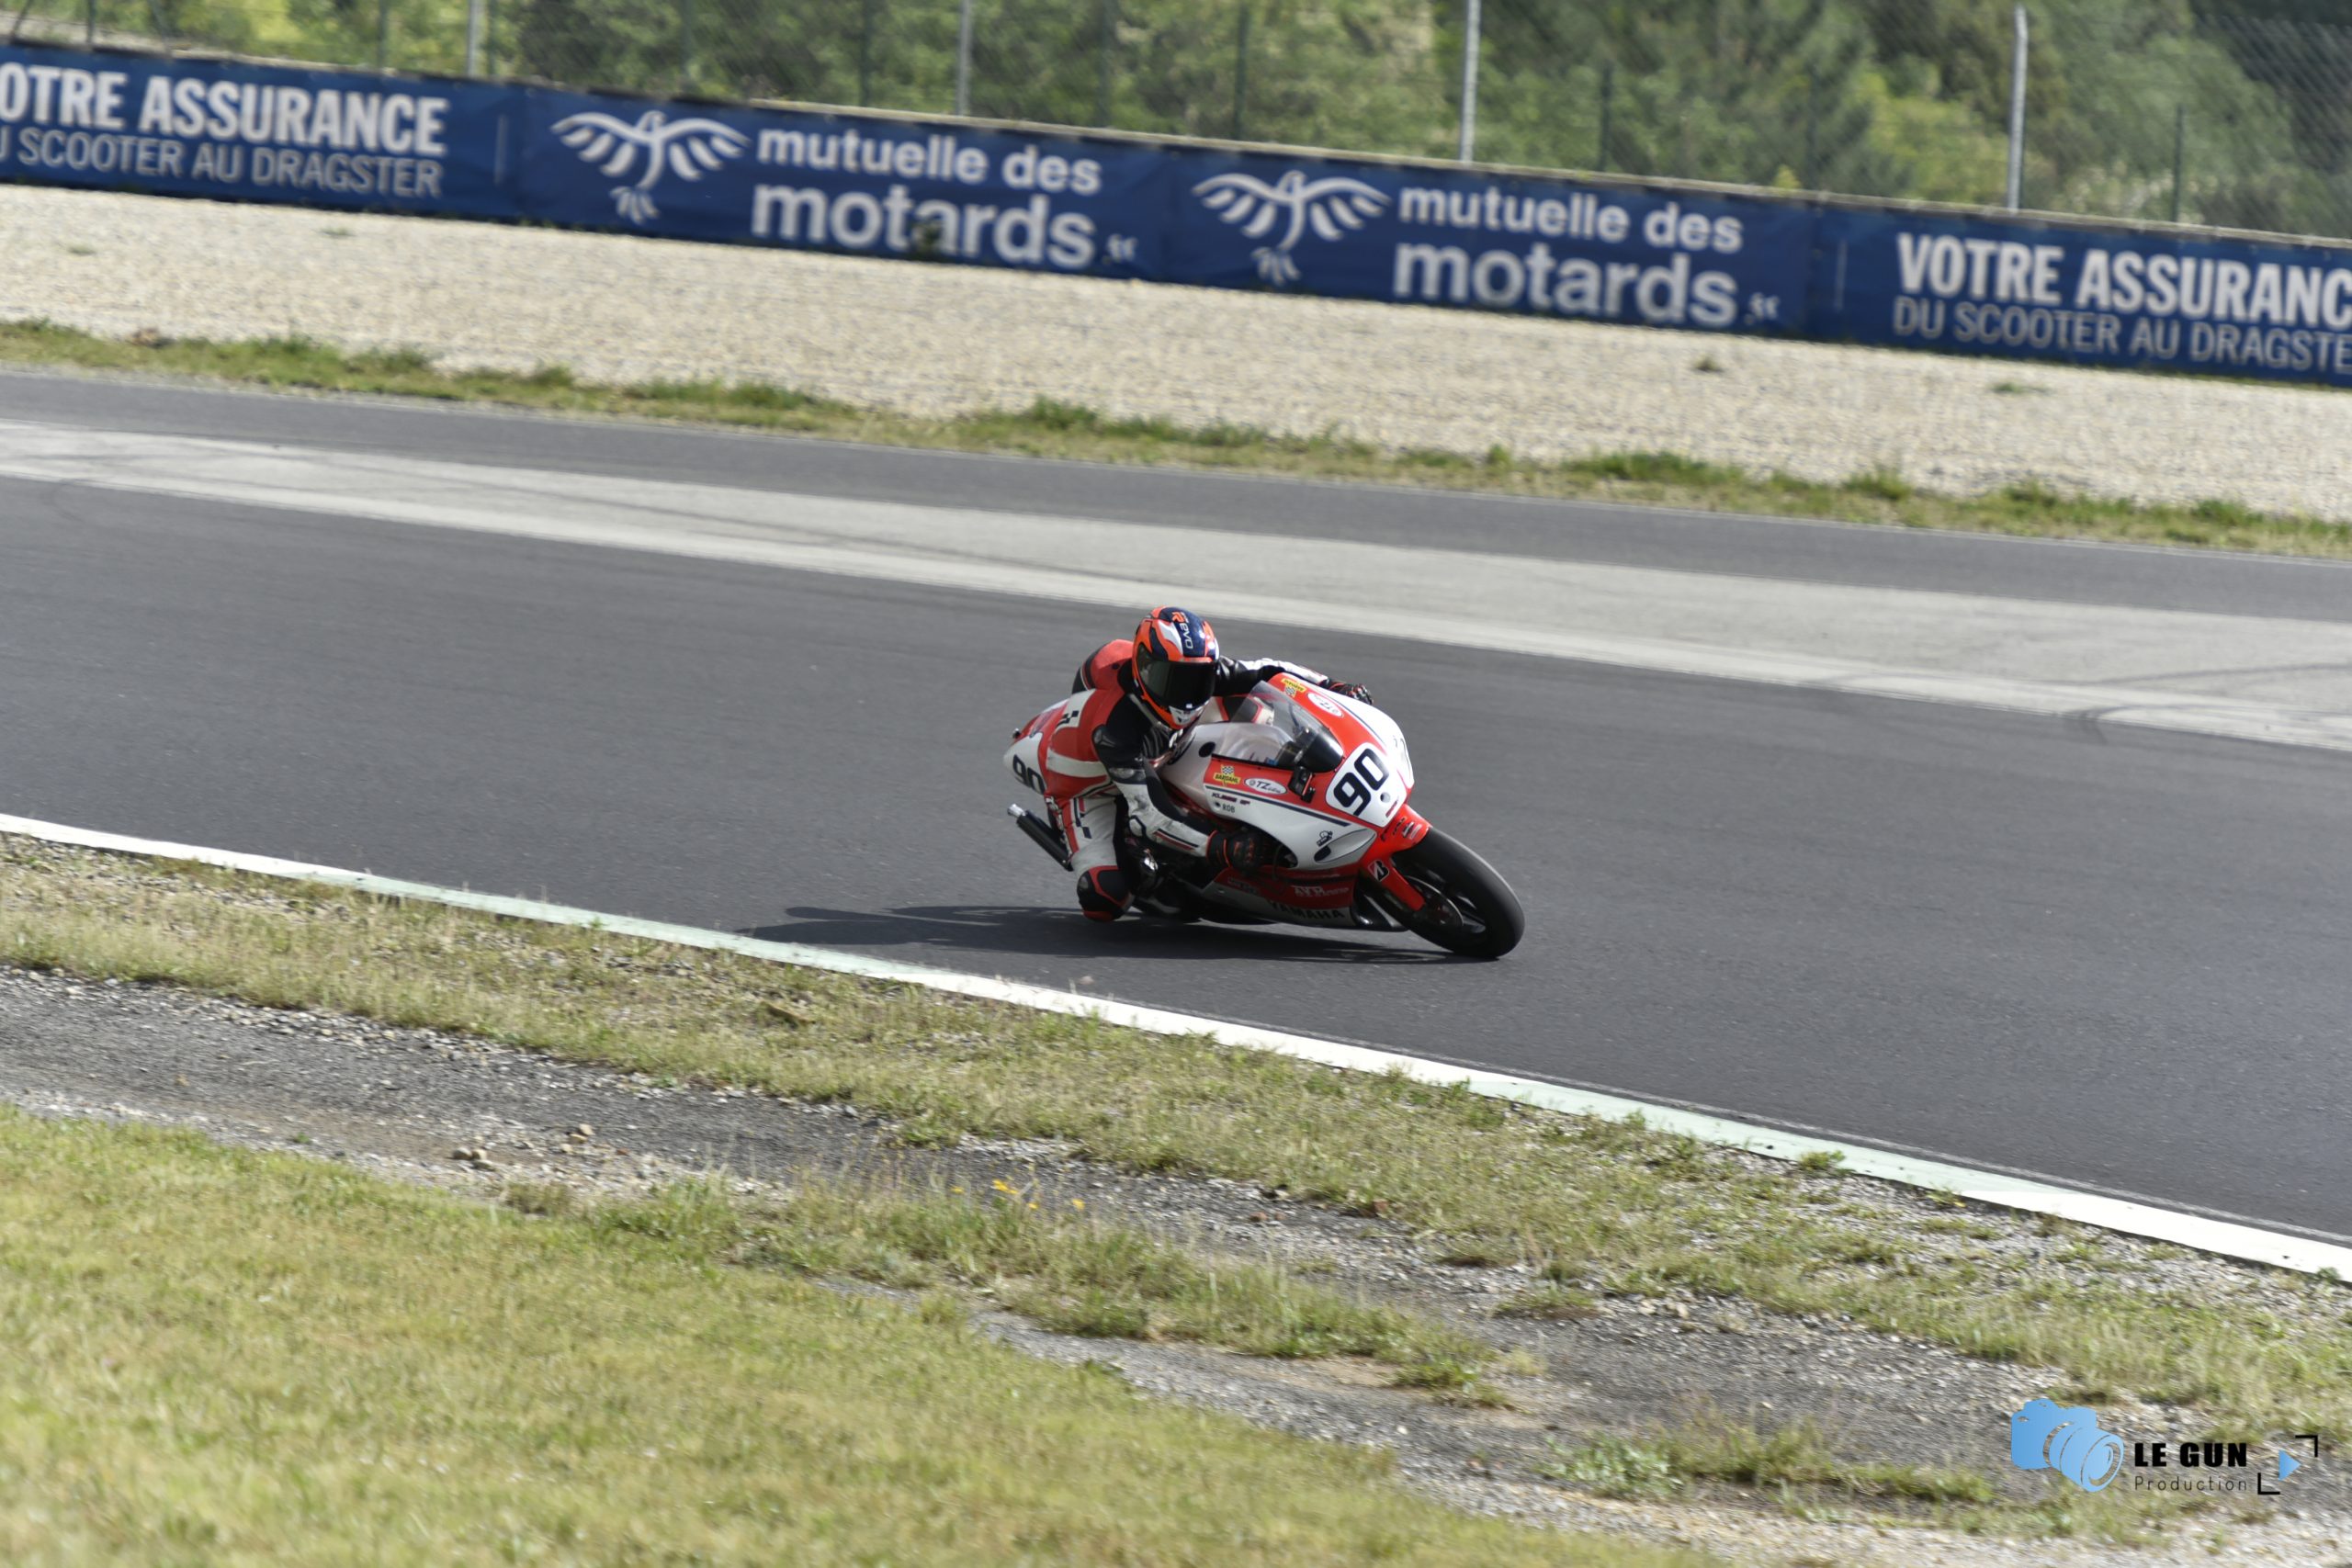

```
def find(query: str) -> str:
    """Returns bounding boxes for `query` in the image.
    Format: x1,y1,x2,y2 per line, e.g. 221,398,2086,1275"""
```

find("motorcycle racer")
1046,606,1372,922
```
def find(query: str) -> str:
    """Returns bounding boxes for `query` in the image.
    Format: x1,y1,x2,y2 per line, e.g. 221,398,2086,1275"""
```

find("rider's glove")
1325,681,1372,704
1205,827,1280,875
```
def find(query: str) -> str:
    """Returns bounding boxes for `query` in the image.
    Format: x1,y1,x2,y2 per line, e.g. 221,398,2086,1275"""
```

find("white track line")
6,810,2348,1278
11,419,2352,751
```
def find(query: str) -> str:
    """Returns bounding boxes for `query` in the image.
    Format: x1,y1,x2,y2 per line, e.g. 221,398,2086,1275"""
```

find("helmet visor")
1141,655,1216,715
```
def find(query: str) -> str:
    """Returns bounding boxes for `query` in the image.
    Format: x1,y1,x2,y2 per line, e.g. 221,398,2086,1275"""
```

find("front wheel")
1367,829,1525,959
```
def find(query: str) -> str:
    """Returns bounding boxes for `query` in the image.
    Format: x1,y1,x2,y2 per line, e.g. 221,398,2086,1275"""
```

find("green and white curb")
6,809,2349,1280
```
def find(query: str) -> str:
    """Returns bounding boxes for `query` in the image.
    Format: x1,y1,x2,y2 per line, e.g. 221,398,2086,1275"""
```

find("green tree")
115,0,2352,240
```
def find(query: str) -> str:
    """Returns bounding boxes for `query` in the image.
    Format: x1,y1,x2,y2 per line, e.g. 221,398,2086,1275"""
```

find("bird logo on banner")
1192,169,1388,285
552,108,749,224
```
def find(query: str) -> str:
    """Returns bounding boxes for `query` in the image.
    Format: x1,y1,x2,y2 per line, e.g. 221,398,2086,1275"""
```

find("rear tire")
1374,829,1525,959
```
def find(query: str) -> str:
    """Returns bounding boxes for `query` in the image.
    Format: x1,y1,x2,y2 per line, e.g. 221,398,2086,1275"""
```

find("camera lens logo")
2010,1398,2127,1492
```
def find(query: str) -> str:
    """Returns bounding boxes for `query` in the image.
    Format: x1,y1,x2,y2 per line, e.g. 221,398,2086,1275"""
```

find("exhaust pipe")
1008,804,1071,870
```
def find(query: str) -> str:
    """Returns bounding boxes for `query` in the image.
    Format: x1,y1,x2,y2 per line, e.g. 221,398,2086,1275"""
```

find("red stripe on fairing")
1375,805,1432,851
1355,806,1434,912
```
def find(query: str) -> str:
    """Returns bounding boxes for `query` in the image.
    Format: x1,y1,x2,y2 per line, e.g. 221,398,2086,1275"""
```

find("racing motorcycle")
1003,671,1524,959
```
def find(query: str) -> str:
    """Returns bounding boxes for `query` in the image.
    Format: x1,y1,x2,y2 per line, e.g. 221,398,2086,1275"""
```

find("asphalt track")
2,371,2347,1244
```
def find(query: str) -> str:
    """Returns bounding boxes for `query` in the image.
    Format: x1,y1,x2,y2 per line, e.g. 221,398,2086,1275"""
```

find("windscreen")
1247,682,1345,773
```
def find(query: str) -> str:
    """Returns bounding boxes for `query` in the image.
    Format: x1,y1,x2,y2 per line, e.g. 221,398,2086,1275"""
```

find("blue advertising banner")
1818,207,2352,388
516,82,1815,333
11,39,2352,389
0,45,519,217
1164,152,1814,333
518,87,1161,279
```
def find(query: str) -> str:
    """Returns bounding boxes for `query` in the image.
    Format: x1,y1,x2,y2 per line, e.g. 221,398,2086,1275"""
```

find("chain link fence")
12,0,2352,241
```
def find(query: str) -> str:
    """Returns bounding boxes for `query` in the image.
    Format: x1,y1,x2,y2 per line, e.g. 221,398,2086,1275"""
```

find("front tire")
1372,829,1525,959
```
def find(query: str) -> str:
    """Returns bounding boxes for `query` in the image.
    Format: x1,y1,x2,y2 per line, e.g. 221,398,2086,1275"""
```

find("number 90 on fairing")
1329,746,1394,821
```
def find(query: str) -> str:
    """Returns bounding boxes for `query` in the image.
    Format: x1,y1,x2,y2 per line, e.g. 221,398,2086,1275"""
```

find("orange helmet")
1130,606,1219,726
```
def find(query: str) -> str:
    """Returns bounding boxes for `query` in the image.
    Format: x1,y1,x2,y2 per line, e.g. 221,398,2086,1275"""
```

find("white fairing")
1324,688,1414,795
1001,698,1067,797
1156,685,1410,874
1004,731,1047,796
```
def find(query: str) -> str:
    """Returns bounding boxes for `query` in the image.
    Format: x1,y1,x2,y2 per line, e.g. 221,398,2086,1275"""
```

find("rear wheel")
1369,830,1525,959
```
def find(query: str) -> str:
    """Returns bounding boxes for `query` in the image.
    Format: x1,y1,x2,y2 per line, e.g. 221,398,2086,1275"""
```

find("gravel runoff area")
8,183,2352,520
5,964,2349,1568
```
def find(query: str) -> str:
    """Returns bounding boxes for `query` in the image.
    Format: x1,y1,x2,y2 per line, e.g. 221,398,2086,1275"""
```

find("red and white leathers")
1027,638,1361,920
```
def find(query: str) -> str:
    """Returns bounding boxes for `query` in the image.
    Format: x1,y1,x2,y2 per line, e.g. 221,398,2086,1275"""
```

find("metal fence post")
465,0,483,74
857,0,873,106
1803,65,1816,188
954,0,973,117
375,0,388,69
1096,0,1114,127
1456,0,1481,162
1230,2,1249,141
2171,105,2186,224
2005,3,2028,210
679,0,696,91
1597,60,1612,172
82,0,91,47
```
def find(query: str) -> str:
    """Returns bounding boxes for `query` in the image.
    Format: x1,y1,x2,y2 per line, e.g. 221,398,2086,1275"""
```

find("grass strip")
551,1172,1505,1393
1657,1417,1995,1504
5,835,2350,1451
6,317,2352,558
0,1108,1702,1566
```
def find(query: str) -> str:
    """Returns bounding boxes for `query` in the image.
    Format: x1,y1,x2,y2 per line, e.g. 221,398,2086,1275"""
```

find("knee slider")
1077,866,1131,921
